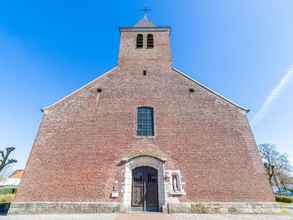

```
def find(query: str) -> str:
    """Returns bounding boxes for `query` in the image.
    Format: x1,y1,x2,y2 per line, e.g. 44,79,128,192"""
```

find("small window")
147,34,154,48
137,107,154,136
136,34,143,48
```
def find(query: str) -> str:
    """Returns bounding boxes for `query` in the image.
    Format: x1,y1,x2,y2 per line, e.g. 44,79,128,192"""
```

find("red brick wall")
15,27,274,203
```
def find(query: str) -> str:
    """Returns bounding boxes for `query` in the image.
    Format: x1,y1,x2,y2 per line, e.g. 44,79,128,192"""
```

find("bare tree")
258,144,292,190
0,147,17,173
278,171,292,191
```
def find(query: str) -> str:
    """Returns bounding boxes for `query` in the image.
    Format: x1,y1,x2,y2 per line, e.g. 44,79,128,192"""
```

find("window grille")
137,107,154,136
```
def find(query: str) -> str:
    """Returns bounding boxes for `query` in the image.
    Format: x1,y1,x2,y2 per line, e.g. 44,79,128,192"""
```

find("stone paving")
0,214,292,220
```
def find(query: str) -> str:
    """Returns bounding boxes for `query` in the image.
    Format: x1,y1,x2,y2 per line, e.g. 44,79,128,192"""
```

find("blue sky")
0,0,293,171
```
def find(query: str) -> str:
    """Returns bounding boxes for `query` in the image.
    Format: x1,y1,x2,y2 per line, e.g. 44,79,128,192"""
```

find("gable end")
41,66,118,112
172,67,249,113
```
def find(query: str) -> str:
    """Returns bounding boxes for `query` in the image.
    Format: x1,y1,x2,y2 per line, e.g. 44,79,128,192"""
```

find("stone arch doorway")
131,166,159,212
122,155,166,212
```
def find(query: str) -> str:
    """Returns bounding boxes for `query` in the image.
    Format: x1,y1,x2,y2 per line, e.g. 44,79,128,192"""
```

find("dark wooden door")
131,166,159,212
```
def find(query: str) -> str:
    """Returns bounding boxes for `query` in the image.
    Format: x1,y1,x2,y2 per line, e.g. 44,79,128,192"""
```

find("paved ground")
0,214,292,220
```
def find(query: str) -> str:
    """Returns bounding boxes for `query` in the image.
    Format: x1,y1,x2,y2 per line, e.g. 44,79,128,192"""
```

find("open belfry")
12,14,274,213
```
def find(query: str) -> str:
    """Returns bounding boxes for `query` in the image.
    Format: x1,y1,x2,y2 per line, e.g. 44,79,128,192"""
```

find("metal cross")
141,5,151,18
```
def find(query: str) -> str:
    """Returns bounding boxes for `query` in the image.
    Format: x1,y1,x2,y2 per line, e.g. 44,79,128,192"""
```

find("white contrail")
251,64,293,126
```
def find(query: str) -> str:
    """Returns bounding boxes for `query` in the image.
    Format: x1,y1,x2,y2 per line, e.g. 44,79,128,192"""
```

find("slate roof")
134,15,156,28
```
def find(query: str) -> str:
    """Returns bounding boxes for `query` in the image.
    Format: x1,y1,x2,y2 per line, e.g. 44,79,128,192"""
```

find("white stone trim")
165,170,186,197
122,156,166,211
173,170,185,195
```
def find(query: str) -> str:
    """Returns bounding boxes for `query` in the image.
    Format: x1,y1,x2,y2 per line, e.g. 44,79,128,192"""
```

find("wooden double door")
131,166,159,212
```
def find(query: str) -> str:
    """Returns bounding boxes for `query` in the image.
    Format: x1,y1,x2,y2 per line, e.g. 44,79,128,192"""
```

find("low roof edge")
119,27,171,34
42,66,119,111
119,26,171,30
172,67,250,113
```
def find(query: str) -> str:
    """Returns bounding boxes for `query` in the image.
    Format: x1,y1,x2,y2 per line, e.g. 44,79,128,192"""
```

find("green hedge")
276,196,293,203
0,194,15,204
0,188,15,195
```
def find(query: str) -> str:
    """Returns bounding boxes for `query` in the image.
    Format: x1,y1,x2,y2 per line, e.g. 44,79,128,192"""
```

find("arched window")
137,107,154,136
136,34,143,48
147,34,154,48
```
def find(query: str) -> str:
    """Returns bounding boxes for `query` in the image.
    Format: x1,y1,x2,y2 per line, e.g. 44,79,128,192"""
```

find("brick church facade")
13,16,274,213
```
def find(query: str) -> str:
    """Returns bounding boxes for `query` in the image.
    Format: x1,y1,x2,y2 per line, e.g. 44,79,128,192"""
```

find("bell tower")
118,14,172,67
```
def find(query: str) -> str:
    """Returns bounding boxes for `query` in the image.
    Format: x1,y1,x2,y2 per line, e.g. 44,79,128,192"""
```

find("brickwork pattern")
15,25,274,204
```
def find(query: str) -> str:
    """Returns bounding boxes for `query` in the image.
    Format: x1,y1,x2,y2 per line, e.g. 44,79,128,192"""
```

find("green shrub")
0,188,15,195
276,196,293,203
0,194,15,203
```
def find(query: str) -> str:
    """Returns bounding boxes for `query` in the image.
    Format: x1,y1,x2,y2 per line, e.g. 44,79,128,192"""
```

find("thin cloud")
251,64,293,126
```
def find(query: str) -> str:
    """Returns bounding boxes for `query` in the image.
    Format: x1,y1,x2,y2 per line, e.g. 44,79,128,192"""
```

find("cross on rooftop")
141,5,151,18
